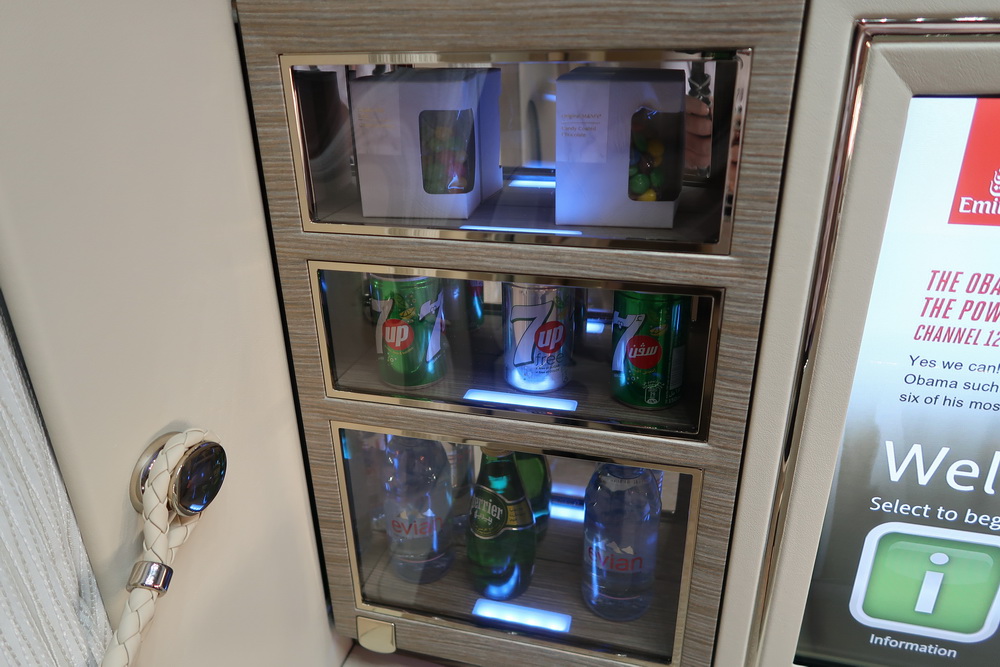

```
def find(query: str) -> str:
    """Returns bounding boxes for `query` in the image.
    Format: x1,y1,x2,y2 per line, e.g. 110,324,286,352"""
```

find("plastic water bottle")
443,441,474,542
383,435,454,583
582,464,661,620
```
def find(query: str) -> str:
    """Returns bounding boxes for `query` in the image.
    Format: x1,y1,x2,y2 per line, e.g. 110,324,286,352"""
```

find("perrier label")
470,487,534,538
466,448,536,600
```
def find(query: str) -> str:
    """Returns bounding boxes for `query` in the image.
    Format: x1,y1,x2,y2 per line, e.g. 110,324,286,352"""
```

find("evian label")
586,540,647,573
950,99,1000,226
389,512,445,539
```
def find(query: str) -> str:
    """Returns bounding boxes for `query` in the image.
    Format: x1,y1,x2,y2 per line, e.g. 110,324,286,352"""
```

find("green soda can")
611,291,690,409
369,274,446,388
467,280,485,331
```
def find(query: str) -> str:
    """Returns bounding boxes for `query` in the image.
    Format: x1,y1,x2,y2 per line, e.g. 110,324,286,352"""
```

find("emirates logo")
950,100,1000,226
990,169,1000,198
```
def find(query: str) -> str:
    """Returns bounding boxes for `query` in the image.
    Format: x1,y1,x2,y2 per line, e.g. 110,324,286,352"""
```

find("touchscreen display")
798,97,1000,666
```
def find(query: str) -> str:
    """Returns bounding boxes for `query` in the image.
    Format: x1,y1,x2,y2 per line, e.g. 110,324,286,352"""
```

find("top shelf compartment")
282,50,749,253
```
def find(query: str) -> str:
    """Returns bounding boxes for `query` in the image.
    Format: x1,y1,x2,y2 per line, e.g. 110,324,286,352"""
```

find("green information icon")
850,522,1000,642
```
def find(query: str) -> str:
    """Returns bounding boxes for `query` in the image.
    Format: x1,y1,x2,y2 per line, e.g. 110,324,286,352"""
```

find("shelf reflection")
472,599,573,633
463,389,578,411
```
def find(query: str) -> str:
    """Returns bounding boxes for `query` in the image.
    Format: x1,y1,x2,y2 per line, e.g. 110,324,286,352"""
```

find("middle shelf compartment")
312,262,722,438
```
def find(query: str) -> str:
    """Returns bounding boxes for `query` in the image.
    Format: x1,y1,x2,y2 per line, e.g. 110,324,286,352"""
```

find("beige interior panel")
0,1,351,665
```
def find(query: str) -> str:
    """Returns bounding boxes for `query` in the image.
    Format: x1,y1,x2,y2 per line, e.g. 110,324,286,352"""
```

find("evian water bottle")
582,464,661,621
383,435,454,583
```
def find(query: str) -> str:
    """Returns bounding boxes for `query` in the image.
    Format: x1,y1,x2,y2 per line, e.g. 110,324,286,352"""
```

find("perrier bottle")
467,448,536,600
514,452,551,541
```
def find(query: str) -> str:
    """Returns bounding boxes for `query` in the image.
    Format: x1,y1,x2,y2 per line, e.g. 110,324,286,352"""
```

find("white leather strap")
102,428,216,667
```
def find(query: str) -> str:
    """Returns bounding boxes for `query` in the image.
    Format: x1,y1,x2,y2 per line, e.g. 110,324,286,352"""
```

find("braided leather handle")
102,429,216,667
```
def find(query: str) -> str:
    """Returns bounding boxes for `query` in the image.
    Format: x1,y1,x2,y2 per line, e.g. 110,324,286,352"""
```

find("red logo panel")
950,99,1000,226
383,319,413,351
534,321,565,354
625,335,662,369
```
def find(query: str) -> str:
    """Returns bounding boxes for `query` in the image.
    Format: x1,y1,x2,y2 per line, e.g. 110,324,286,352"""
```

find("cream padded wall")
0,1,350,664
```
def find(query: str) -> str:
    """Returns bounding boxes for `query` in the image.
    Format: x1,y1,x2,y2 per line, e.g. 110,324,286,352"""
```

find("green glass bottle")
514,452,551,541
467,448,536,600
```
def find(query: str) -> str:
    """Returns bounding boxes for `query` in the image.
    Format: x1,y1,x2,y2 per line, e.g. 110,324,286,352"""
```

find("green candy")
650,167,665,190
629,173,650,195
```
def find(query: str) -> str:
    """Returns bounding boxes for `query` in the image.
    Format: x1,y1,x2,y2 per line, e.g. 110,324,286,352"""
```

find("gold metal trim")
329,419,705,666
307,259,722,440
279,49,751,255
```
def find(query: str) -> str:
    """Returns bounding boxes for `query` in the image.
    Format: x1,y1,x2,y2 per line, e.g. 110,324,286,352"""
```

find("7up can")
503,283,575,392
369,274,446,388
611,291,690,409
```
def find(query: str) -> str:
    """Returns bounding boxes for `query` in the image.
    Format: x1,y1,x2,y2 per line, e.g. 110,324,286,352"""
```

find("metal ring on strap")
125,561,173,595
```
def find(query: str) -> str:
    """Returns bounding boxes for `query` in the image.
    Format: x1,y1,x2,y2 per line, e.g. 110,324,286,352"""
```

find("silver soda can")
502,282,575,392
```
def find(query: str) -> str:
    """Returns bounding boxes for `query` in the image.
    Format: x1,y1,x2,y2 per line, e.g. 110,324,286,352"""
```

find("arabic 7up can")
611,291,690,409
503,282,575,392
369,274,446,388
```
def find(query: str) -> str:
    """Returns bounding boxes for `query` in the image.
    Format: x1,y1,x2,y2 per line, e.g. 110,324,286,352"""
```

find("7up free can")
611,291,690,409
503,283,575,392
369,274,446,388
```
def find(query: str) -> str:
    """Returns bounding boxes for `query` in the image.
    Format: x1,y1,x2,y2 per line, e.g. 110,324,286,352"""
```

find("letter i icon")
850,522,1000,641
915,553,949,614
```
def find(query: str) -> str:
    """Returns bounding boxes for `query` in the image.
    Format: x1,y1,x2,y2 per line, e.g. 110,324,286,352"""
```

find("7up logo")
612,311,644,372
373,297,415,353
510,299,565,365
382,319,413,351
535,321,566,355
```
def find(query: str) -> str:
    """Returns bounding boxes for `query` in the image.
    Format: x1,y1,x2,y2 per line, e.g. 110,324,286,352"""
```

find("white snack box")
555,67,685,228
349,68,501,219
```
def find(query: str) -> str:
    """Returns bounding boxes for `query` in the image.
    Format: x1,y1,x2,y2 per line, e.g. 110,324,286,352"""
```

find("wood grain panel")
235,0,805,664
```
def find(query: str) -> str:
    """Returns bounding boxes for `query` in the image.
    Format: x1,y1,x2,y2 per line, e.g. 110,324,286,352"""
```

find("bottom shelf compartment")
341,427,699,664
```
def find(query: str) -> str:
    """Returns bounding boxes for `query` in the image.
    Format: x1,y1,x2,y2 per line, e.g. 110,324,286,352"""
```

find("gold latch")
357,617,396,654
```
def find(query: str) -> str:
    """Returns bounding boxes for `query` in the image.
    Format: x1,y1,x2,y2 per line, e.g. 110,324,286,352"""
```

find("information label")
797,98,1000,666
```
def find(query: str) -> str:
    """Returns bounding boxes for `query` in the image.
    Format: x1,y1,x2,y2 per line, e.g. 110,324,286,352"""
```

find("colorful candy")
627,107,680,202
419,110,476,195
